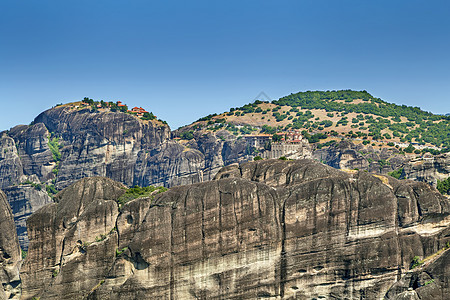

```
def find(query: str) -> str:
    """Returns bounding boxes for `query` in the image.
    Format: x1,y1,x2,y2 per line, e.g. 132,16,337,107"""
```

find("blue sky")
1,0,449,131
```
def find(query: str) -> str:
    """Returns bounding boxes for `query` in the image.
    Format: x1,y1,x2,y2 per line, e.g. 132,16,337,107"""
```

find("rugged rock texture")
33,106,171,189
1,105,266,252
20,177,126,299
0,189,21,300
3,106,255,192
402,153,450,187
385,249,450,299
0,134,23,189
20,160,450,299
3,185,53,250
8,123,55,183
313,140,409,174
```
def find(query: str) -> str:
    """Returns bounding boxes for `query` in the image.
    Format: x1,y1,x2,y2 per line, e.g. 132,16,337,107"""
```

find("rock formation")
20,160,450,299
402,153,450,187
0,134,23,189
3,185,52,249
20,177,126,299
313,140,409,173
0,189,21,300
0,105,258,250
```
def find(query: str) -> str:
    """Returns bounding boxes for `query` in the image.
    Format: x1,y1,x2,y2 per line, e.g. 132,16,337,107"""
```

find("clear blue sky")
1,0,449,131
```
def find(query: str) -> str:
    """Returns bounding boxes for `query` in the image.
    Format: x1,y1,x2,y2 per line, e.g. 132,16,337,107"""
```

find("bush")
254,156,263,161
180,131,194,140
46,184,58,198
388,168,403,179
141,112,156,120
411,256,422,269
404,144,415,153
48,136,62,162
437,177,450,195
117,185,168,207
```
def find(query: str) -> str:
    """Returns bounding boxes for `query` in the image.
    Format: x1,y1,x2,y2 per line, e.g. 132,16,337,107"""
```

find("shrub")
48,136,62,161
437,177,450,195
404,144,415,153
180,131,194,140
388,168,403,179
117,185,168,207
411,256,422,269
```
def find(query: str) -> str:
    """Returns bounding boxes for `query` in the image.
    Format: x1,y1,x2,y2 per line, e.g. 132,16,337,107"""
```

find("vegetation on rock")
48,135,62,162
437,177,450,195
117,185,168,207
189,90,450,151
387,168,403,179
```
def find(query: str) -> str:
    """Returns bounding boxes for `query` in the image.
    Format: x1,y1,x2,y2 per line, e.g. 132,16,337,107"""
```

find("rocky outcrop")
3,185,53,249
3,106,256,192
8,123,55,183
0,189,21,300
20,177,126,299
313,140,409,173
0,134,23,189
385,246,450,299
1,106,263,250
20,160,450,299
33,105,170,189
402,153,450,187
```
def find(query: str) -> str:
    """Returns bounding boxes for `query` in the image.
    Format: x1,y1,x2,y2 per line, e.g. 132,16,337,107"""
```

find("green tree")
437,177,450,195
404,144,415,153
272,134,282,142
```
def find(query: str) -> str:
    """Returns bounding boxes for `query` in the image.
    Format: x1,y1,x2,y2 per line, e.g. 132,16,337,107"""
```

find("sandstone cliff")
20,160,450,299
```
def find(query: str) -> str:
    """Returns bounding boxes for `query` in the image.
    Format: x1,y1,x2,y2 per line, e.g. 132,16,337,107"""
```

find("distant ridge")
179,90,450,151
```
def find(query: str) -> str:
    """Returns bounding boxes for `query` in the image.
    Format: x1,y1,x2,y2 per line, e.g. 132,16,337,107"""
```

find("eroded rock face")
20,160,450,299
2,106,261,251
33,106,171,189
8,123,54,183
385,246,450,299
403,153,450,187
3,106,255,191
20,177,126,300
0,189,21,300
3,185,53,250
0,134,23,189
313,140,409,174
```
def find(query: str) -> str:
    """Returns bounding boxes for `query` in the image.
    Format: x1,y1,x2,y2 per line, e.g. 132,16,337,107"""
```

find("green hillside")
184,90,450,151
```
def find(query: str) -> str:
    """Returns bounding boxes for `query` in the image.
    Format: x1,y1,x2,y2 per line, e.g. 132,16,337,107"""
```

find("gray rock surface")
402,153,450,187
20,160,450,299
1,106,257,250
0,134,23,189
3,185,53,250
20,177,126,299
313,140,409,173
0,189,21,300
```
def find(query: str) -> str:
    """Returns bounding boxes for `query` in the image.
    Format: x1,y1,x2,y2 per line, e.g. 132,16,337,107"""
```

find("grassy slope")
180,90,450,150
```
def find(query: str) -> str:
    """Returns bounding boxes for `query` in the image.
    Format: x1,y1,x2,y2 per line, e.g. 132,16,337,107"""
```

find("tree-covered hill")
180,90,450,151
